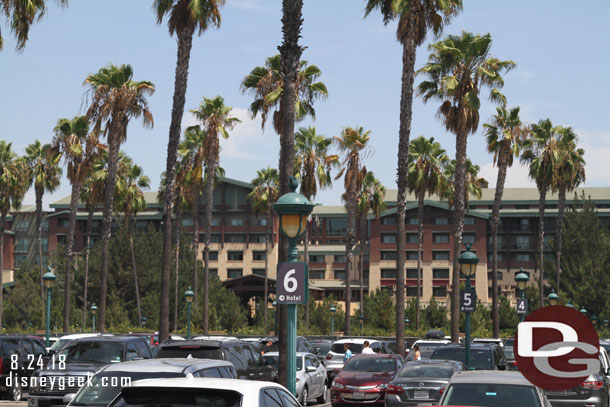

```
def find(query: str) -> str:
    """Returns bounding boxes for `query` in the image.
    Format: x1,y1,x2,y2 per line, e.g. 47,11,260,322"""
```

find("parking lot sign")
460,288,476,312
516,298,528,314
276,262,308,304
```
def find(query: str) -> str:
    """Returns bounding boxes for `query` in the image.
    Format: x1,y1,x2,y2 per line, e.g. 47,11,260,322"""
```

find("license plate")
352,392,365,400
413,391,429,399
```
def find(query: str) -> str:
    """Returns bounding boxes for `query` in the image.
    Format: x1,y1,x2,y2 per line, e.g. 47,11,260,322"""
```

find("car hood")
335,371,395,386
38,362,107,375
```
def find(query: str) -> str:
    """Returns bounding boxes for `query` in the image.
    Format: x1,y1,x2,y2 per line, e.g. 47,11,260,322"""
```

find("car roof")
262,352,313,357
98,358,233,373
437,343,497,349
413,339,451,345
69,336,146,343
449,371,533,386
128,377,284,392
58,333,109,340
333,338,379,344
350,353,398,359
404,360,463,367
159,340,247,347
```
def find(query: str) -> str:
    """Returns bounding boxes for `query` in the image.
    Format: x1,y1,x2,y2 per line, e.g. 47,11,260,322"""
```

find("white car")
193,335,239,341
326,338,387,380
471,338,504,347
108,377,299,407
47,333,104,353
405,339,451,360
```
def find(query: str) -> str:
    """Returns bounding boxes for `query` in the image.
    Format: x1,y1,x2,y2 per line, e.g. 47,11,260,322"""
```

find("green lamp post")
272,300,278,335
272,177,315,396
184,287,194,339
90,303,98,333
141,316,147,329
580,307,587,317
43,270,56,348
515,268,529,322
330,305,336,337
566,300,574,308
458,244,478,369
604,319,609,329
405,318,410,331
547,289,559,306
592,315,598,326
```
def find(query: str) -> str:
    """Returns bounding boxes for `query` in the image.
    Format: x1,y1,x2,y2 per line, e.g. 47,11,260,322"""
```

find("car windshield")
113,387,242,407
49,339,69,352
442,383,540,407
264,356,303,371
600,343,610,353
72,371,184,406
406,346,439,360
58,341,124,364
155,345,222,360
504,347,514,359
331,343,364,354
504,338,514,347
431,348,493,370
343,357,395,372
399,364,455,378
313,343,332,355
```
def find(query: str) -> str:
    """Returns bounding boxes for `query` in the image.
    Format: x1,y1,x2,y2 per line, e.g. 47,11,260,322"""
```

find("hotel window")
488,252,504,262
327,218,347,236
227,269,242,279
16,220,29,232
227,251,243,261
334,270,346,280
211,217,221,226
407,233,418,243
406,269,422,279
309,254,325,263
514,253,530,262
225,234,245,243
209,269,218,278
181,217,194,227
256,218,267,226
381,269,397,279
210,234,221,243
310,270,325,279
41,238,48,252
334,254,347,263
407,286,423,297
407,251,419,260
488,235,503,248
381,286,394,297
516,205,530,209
206,251,218,261
515,235,530,250
433,286,448,297
435,217,449,225
433,233,449,243
519,218,530,230
252,251,266,261
408,218,419,225
58,219,69,228
433,251,450,261
228,216,245,226
249,234,266,243
464,217,475,225
15,255,27,266
253,269,265,276
35,255,48,268
381,251,397,261
381,233,396,243
41,220,49,231
487,271,504,280
15,238,28,252
381,216,397,225
433,269,449,279
463,233,475,244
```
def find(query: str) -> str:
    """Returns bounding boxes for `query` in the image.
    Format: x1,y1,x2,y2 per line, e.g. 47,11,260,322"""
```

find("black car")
260,336,325,364
155,340,277,382
0,335,47,401
429,343,507,370
28,336,152,407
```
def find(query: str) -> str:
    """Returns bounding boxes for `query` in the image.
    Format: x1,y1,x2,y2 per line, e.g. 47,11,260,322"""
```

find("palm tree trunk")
192,189,200,306
173,202,182,332
359,215,366,316
64,180,82,333
0,213,6,329
538,185,547,308
304,223,310,329
556,185,566,293
203,163,215,335
345,185,358,336
490,157,508,338
160,23,195,342
395,12,417,356
35,185,44,302
82,206,93,329
264,208,271,330
129,215,142,326
416,192,424,330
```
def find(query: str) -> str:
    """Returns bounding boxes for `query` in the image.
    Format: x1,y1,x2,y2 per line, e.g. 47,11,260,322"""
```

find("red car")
331,354,402,407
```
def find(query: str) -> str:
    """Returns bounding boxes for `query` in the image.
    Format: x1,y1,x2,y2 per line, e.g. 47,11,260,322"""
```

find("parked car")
107,377,299,407
155,340,277,382
47,333,101,354
385,360,467,407
0,335,47,401
438,370,551,407
471,337,504,348
326,338,389,381
503,344,518,370
262,352,327,405
28,336,152,407
404,339,451,361
150,333,185,346
330,354,402,407
64,358,236,406
260,336,325,365
430,343,507,370
309,339,333,358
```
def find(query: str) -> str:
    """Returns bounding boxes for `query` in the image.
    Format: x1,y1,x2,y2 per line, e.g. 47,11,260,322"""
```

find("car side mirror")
306,366,316,373
62,393,76,404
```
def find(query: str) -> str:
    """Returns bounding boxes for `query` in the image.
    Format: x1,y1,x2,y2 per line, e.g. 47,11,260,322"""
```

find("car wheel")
316,383,327,404
7,376,22,401
301,386,308,406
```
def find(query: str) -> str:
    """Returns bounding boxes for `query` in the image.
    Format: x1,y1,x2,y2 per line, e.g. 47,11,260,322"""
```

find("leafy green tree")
362,288,395,331
425,297,448,329
498,295,519,331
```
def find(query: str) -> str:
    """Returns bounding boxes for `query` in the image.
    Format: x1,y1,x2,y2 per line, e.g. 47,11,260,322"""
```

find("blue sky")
2,0,609,208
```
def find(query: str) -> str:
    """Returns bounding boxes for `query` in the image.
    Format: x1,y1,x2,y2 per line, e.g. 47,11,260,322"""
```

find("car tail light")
386,385,404,395
581,380,603,390
326,353,332,360
512,361,517,366
439,387,446,395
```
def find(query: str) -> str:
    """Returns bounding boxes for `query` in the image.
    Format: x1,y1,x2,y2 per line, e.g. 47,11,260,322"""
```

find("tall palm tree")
483,106,526,337
294,126,338,328
115,159,150,326
355,171,386,316
364,0,462,357
190,96,240,334
417,31,514,340
248,167,280,329
84,63,154,332
154,0,224,342
0,0,67,51
406,135,449,330
443,159,488,207
0,141,30,328
25,140,62,301
521,119,564,308
552,127,585,293
335,126,371,336
52,115,95,332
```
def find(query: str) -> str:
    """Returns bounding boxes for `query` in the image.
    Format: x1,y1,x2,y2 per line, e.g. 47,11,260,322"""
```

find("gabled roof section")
373,200,489,220
312,205,346,217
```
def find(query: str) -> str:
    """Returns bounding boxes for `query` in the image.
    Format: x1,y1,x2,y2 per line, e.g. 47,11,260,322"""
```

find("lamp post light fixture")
184,287,194,339
580,307,587,317
272,176,315,396
604,319,609,329
405,318,410,331
140,316,147,329
515,268,529,322
566,300,574,308
329,305,336,338
43,270,56,348
547,289,559,306
458,244,478,369
90,304,98,333
592,315,599,326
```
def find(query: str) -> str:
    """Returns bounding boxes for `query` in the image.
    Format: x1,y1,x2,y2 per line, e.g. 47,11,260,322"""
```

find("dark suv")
28,336,152,407
0,335,47,401
155,340,277,382
430,343,507,370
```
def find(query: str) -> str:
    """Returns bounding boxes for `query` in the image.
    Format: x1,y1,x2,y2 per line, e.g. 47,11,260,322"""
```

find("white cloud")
478,161,536,188
228,0,267,10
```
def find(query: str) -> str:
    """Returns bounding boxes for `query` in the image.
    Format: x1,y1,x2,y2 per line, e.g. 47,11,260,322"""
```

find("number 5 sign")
277,262,308,304
460,288,476,312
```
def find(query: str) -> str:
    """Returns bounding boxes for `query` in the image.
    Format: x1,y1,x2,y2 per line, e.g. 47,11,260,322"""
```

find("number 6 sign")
277,262,308,304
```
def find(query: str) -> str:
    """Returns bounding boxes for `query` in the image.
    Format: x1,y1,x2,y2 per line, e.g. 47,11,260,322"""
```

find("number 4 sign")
516,298,528,314
277,262,308,304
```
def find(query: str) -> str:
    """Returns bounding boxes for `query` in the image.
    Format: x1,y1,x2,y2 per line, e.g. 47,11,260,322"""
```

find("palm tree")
364,0,462,357
115,159,150,326
190,96,240,334
84,63,154,332
294,126,338,328
154,0,224,342
335,126,371,335
355,171,386,317
417,31,514,340
0,141,30,328
483,106,526,337
0,0,67,51
443,159,488,207
521,119,564,308
248,167,280,329
52,115,94,332
551,127,585,292
25,140,62,301
406,135,449,330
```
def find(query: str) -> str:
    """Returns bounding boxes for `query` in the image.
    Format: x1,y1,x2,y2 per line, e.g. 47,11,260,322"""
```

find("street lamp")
43,270,56,348
580,307,587,317
458,244,478,369
273,176,315,396
515,268,529,322
547,289,559,306
604,319,609,329
90,304,98,333
592,315,598,326
405,318,410,331
184,287,194,339
272,300,278,335
358,314,364,334
329,305,336,337
566,300,574,308
141,316,147,329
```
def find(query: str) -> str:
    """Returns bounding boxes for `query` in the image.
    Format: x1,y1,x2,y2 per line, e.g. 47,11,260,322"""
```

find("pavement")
0,402,26,406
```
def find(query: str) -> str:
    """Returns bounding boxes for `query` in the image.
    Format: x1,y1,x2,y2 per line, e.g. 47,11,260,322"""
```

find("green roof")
374,200,489,220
